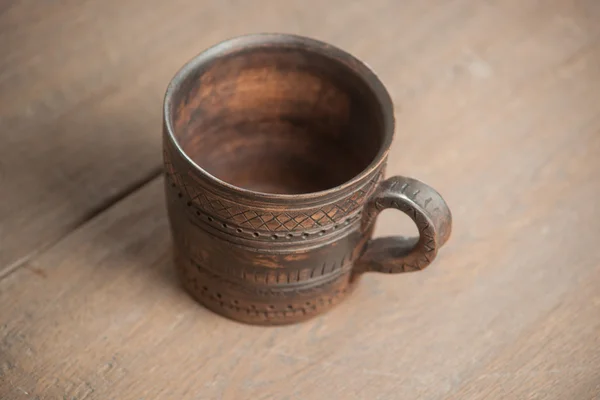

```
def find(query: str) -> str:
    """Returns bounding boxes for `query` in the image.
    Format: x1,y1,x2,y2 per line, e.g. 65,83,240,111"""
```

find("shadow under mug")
163,33,452,325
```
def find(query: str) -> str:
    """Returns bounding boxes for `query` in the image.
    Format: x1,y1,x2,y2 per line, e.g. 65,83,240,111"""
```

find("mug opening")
165,34,394,199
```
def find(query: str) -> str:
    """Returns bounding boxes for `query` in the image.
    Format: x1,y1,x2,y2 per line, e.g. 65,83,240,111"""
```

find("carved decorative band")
187,257,351,298
163,144,385,241
177,258,352,320
181,244,355,286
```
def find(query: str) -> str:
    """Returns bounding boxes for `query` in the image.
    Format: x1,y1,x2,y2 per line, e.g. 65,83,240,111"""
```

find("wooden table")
1,1,599,398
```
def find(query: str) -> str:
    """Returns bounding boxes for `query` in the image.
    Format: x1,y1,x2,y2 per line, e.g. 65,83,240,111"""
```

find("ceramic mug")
163,33,452,325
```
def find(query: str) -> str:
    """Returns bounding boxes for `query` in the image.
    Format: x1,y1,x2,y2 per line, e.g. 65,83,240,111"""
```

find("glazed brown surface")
171,48,384,194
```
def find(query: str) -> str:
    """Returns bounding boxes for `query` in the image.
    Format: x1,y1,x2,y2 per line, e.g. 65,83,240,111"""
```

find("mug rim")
163,33,394,201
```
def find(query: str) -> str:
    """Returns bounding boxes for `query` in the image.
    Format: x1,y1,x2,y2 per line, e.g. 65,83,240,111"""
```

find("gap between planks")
0,167,164,282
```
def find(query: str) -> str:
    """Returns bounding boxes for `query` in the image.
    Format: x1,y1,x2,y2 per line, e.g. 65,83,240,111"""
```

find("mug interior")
169,39,387,195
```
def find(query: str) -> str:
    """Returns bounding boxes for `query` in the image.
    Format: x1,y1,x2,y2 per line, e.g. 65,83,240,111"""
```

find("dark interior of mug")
170,44,385,194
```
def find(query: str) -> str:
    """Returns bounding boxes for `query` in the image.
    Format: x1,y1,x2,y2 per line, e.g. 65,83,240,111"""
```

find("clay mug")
163,33,452,325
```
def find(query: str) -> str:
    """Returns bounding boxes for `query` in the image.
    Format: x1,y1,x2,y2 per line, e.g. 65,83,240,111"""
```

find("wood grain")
2,0,600,398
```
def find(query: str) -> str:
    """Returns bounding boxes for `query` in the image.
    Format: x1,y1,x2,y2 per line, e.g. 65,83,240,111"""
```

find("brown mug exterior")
163,34,452,325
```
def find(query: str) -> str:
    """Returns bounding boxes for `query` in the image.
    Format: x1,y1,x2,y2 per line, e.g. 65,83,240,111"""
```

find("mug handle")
355,176,452,273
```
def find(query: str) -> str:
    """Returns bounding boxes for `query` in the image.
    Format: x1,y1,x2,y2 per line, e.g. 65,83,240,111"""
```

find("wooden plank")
0,0,175,271
447,268,600,399
1,133,598,398
2,0,600,398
